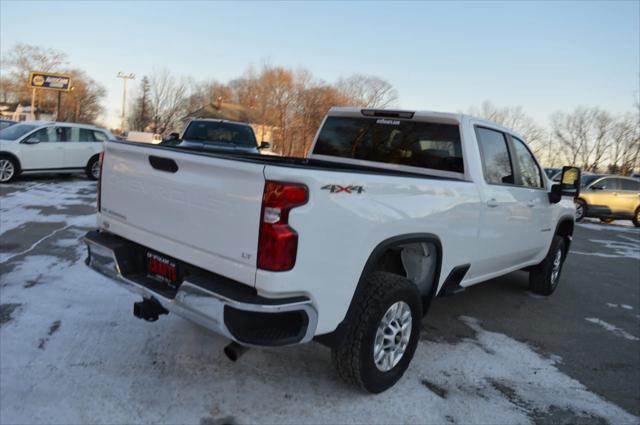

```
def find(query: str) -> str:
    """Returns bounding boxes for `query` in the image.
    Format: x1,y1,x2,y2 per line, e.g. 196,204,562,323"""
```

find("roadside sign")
28,71,72,92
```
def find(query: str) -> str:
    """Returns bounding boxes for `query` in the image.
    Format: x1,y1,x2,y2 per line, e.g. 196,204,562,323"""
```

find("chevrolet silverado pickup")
84,108,580,393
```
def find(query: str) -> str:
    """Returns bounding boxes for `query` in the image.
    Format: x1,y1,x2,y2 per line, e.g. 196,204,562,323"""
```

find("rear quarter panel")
257,165,482,334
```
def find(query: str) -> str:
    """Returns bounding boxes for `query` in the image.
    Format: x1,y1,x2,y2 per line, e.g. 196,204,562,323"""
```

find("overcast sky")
1,0,638,128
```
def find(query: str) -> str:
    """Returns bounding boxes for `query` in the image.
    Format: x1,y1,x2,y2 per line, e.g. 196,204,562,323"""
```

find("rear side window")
475,127,514,185
313,117,464,173
512,137,543,188
55,126,72,142
620,179,640,191
79,129,96,142
92,131,108,142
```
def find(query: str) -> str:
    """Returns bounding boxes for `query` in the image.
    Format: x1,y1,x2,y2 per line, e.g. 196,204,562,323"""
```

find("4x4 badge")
321,184,364,194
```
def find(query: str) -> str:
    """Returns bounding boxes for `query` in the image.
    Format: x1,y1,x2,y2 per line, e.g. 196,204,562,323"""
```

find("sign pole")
56,91,62,121
30,88,36,121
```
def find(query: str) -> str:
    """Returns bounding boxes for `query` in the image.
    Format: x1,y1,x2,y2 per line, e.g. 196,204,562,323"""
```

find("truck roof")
326,107,524,140
186,118,252,127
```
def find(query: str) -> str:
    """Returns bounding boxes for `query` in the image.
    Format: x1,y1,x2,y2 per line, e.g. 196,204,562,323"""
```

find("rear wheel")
633,208,640,228
0,156,17,183
331,272,422,393
530,235,566,296
574,199,586,222
600,217,615,224
86,156,100,180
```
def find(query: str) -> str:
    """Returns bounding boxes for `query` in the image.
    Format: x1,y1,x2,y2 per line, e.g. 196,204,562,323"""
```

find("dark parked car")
0,119,17,130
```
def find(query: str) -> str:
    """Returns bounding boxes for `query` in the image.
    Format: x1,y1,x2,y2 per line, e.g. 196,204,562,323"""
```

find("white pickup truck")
84,108,580,393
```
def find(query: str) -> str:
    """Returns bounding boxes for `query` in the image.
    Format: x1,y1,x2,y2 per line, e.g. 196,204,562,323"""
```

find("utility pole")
117,71,135,132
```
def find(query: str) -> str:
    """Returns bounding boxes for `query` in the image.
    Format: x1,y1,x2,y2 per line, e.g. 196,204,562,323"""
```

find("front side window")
25,127,56,143
512,137,543,188
591,178,617,191
313,117,464,173
475,127,514,185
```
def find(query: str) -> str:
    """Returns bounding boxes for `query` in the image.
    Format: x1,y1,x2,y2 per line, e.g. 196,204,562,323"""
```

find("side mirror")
168,132,180,140
259,141,271,150
24,138,40,144
549,166,581,204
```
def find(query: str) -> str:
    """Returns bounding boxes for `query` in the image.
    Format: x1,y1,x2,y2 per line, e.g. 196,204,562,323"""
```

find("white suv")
0,121,113,183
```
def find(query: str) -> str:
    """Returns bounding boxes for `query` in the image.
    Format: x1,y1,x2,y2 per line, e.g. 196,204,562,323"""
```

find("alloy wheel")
550,248,563,287
373,301,412,372
575,203,584,221
91,160,101,179
0,159,15,182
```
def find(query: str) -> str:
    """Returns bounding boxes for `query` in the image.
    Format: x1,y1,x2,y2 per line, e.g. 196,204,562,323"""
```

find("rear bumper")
83,230,317,347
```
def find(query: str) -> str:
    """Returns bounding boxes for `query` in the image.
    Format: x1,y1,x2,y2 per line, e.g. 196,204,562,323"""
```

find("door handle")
527,199,536,207
487,199,499,208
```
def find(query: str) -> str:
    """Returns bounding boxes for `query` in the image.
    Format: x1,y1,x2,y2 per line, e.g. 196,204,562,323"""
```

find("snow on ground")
576,218,637,232
1,180,639,424
574,220,639,260
1,245,638,425
0,180,96,236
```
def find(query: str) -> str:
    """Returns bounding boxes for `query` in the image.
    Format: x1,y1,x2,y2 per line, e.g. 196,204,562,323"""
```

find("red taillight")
257,181,308,271
97,151,104,212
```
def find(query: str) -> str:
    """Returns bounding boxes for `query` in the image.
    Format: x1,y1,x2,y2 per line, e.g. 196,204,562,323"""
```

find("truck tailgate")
99,142,265,286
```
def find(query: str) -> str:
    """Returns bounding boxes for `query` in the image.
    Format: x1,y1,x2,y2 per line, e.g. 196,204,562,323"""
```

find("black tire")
574,199,586,222
86,156,100,180
529,235,566,296
331,272,422,393
600,217,615,224
0,155,18,183
633,207,640,228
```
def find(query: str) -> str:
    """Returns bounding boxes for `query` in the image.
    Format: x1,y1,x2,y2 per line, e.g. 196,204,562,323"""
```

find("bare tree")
128,76,152,131
148,69,189,135
550,107,616,172
57,69,106,123
468,101,546,156
0,43,69,118
608,113,640,174
187,79,232,112
336,74,398,108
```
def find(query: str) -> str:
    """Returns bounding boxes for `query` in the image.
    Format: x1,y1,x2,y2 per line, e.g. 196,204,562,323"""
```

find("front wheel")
633,208,640,228
529,235,566,296
0,156,17,183
331,272,422,393
574,199,586,222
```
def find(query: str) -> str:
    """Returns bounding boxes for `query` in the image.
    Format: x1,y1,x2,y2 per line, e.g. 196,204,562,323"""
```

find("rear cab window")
312,116,464,175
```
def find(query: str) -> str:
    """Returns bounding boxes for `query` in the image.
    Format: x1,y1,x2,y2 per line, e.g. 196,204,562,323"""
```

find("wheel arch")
315,233,443,348
0,151,22,172
555,216,574,252
86,153,100,168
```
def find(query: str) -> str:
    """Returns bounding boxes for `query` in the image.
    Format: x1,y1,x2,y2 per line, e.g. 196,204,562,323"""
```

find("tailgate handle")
149,156,178,173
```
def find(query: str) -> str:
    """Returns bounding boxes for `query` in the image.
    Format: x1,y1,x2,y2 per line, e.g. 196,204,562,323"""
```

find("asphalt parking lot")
1,176,638,425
